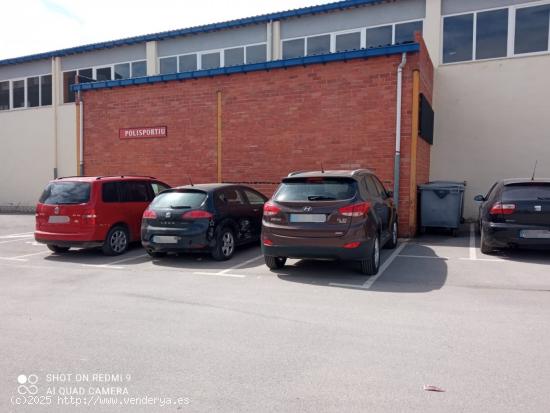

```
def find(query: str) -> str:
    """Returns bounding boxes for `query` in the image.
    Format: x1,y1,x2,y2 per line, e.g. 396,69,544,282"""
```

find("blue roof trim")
71,43,419,92
1,0,387,66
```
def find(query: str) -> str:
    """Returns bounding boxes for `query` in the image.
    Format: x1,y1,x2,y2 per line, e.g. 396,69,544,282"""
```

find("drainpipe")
79,97,84,176
393,52,407,211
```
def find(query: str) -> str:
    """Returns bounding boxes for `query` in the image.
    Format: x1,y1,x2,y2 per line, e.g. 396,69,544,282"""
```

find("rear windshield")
151,190,207,209
502,183,550,201
39,182,91,205
274,178,357,202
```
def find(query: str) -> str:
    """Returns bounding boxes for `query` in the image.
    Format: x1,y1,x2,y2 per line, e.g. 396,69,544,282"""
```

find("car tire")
211,227,236,261
480,227,494,255
360,235,380,275
265,255,287,269
146,249,167,259
102,225,129,256
384,221,398,249
47,244,70,253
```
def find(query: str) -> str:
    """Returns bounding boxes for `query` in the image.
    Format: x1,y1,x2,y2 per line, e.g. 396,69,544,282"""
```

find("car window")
274,177,357,201
151,182,170,196
119,181,150,203
485,182,498,200
39,182,91,205
217,188,246,207
102,182,120,203
364,176,381,197
151,190,207,208
502,183,550,201
373,177,388,198
243,189,266,206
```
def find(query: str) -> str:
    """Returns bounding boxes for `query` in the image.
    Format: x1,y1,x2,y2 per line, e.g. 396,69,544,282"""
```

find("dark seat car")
261,170,398,275
141,184,268,260
475,179,550,253
35,176,170,255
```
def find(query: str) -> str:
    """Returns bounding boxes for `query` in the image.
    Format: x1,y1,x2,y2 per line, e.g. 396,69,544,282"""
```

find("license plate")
48,216,70,224
153,235,179,244
289,214,326,223
520,230,550,239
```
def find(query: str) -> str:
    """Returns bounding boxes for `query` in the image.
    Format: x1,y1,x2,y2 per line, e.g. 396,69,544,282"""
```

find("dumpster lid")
418,181,466,190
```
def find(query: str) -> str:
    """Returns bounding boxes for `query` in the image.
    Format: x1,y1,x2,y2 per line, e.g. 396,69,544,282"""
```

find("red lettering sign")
119,126,168,139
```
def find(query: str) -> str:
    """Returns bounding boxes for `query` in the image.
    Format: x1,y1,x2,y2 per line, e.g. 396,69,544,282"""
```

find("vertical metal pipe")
393,52,407,211
79,99,84,176
217,91,222,183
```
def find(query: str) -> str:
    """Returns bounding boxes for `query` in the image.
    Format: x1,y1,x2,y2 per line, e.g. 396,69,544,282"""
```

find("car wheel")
211,227,236,261
146,249,166,259
360,235,380,275
265,255,287,269
102,226,129,256
47,245,70,253
385,221,398,249
480,226,494,255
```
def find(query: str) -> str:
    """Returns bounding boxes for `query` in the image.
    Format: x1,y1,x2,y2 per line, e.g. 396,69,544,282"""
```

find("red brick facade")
82,45,433,236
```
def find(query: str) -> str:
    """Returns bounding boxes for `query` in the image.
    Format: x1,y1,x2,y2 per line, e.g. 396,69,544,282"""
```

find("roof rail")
56,176,80,180
287,171,309,177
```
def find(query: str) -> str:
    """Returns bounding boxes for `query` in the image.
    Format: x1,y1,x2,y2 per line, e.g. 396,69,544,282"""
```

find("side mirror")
474,195,485,202
386,190,394,198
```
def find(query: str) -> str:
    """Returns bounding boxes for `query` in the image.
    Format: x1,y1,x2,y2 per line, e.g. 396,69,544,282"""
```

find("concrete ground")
1,214,549,413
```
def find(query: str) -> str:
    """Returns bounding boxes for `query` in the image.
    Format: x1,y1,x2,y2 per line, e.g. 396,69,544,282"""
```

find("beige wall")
431,54,550,219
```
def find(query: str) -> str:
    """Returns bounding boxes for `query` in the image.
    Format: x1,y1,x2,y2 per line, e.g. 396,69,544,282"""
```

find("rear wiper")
169,205,192,209
307,195,336,201
537,197,550,200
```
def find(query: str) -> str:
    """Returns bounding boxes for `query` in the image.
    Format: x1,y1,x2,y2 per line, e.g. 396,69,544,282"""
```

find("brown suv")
261,170,398,275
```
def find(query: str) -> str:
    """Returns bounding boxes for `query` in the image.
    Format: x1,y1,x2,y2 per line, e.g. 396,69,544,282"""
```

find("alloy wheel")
110,230,128,253
221,232,235,257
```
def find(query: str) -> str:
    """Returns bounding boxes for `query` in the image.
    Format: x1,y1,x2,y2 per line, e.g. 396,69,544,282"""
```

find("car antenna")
320,162,325,173
187,175,194,186
531,160,538,181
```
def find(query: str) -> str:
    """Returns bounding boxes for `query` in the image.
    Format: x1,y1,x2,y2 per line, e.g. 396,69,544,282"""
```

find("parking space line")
330,241,408,290
193,272,246,278
80,253,148,269
0,238,34,245
0,257,27,262
0,232,34,239
397,254,448,260
6,251,49,260
106,253,149,265
218,255,264,275
469,223,477,260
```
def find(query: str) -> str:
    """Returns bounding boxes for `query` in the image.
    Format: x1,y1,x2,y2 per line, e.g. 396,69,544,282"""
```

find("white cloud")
1,0,324,60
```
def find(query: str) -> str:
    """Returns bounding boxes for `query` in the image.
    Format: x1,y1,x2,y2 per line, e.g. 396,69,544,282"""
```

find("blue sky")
1,0,322,60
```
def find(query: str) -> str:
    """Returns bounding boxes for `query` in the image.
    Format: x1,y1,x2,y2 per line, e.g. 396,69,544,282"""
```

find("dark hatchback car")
475,179,550,253
261,170,398,275
141,184,268,260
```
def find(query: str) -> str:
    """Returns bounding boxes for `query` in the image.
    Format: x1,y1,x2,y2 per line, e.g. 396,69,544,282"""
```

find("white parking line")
6,251,49,260
0,238,34,245
398,254,447,260
80,253,148,269
0,232,34,238
469,223,477,260
0,257,27,262
218,255,264,274
330,241,408,290
193,272,246,278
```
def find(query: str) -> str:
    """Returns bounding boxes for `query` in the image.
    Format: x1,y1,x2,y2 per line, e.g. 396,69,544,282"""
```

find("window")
27,77,40,107
335,32,361,52
114,63,130,80
160,57,177,74
41,75,52,106
216,188,245,206
366,26,392,48
246,44,267,63
63,71,76,103
282,38,305,59
225,47,244,67
102,182,120,203
12,80,25,109
243,189,266,206
152,190,207,208
179,54,197,72
443,14,474,63
307,34,331,55
120,182,150,202
373,177,389,199
395,20,423,44
515,5,550,54
476,9,508,60
131,60,147,77
201,52,221,70
0,81,9,110
364,176,380,197
78,68,93,83
39,182,91,205
274,178,357,201
96,67,111,81
151,182,170,196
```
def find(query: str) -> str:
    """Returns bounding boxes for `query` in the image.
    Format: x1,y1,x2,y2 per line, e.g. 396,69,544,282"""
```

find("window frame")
440,0,550,65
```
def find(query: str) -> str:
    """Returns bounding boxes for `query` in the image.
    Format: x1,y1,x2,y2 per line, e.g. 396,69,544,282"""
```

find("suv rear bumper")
261,236,375,261
483,222,550,248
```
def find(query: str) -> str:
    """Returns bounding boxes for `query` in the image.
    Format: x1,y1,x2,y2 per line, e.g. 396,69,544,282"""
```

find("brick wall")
82,48,433,236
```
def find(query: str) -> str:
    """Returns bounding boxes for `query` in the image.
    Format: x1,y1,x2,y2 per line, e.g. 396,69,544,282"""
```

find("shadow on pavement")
275,244,447,293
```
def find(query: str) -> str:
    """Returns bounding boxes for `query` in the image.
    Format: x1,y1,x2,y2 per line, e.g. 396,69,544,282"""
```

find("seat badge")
54,206,59,215
534,205,542,212
166,212,171,218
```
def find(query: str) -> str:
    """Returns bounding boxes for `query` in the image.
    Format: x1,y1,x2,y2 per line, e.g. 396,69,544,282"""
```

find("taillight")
343,242,361,249
82,210,97,225
263,239,273,246
263,202,281,216
182,210,213,219
143,209,157,219
338,202,371,217
489,202,516,215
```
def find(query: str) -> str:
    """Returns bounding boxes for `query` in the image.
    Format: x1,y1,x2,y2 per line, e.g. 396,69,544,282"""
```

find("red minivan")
35,176,170,255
